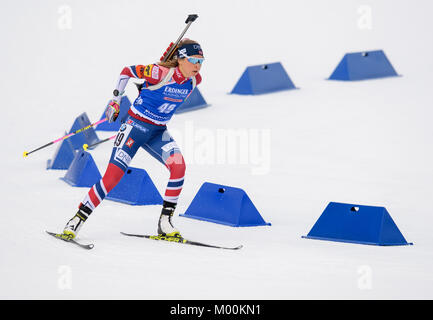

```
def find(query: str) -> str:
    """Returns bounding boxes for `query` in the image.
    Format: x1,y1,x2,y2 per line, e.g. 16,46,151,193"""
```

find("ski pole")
23,118,108,158
83,134,116,151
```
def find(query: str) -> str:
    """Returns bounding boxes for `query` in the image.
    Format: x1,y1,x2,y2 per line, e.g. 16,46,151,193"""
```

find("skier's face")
178,55,203,78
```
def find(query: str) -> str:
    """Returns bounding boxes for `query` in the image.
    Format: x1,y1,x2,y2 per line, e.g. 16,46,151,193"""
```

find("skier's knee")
165,153,186,178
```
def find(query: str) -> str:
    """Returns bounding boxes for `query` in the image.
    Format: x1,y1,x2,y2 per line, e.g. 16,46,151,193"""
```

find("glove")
105,99,120,123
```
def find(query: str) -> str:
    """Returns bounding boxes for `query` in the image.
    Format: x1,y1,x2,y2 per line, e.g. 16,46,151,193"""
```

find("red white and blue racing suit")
81,64,202,211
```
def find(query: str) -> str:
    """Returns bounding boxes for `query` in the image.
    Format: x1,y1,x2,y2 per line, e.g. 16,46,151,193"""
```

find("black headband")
178,43,204,58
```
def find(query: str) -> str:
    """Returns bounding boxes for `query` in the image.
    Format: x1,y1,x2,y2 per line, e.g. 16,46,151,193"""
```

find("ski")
46,231,94,250
120,232,243,250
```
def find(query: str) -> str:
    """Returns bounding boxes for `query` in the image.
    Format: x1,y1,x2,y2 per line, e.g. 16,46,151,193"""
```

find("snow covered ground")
1,0,433,299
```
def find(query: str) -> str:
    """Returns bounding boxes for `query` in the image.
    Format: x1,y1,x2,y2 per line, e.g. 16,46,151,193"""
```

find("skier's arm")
114,65,162,94
105,64,160,123
105,64,163,123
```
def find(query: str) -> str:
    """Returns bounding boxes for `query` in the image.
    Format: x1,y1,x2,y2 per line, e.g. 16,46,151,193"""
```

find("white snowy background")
1,0,433,299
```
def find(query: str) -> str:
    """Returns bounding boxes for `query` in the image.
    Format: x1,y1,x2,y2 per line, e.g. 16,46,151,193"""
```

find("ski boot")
63,204,92,239
157,201,181,238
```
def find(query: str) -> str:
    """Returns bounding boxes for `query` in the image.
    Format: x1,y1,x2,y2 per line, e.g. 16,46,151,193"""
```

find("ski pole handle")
23,118,108,158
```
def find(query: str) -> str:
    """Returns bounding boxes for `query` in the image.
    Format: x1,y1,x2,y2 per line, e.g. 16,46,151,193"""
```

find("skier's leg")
163,152,186,204
63,121,146,238
80,162,125,211
141,129,186,236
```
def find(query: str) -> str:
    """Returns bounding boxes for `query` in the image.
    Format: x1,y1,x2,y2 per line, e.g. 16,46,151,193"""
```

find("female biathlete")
62,39,204,239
